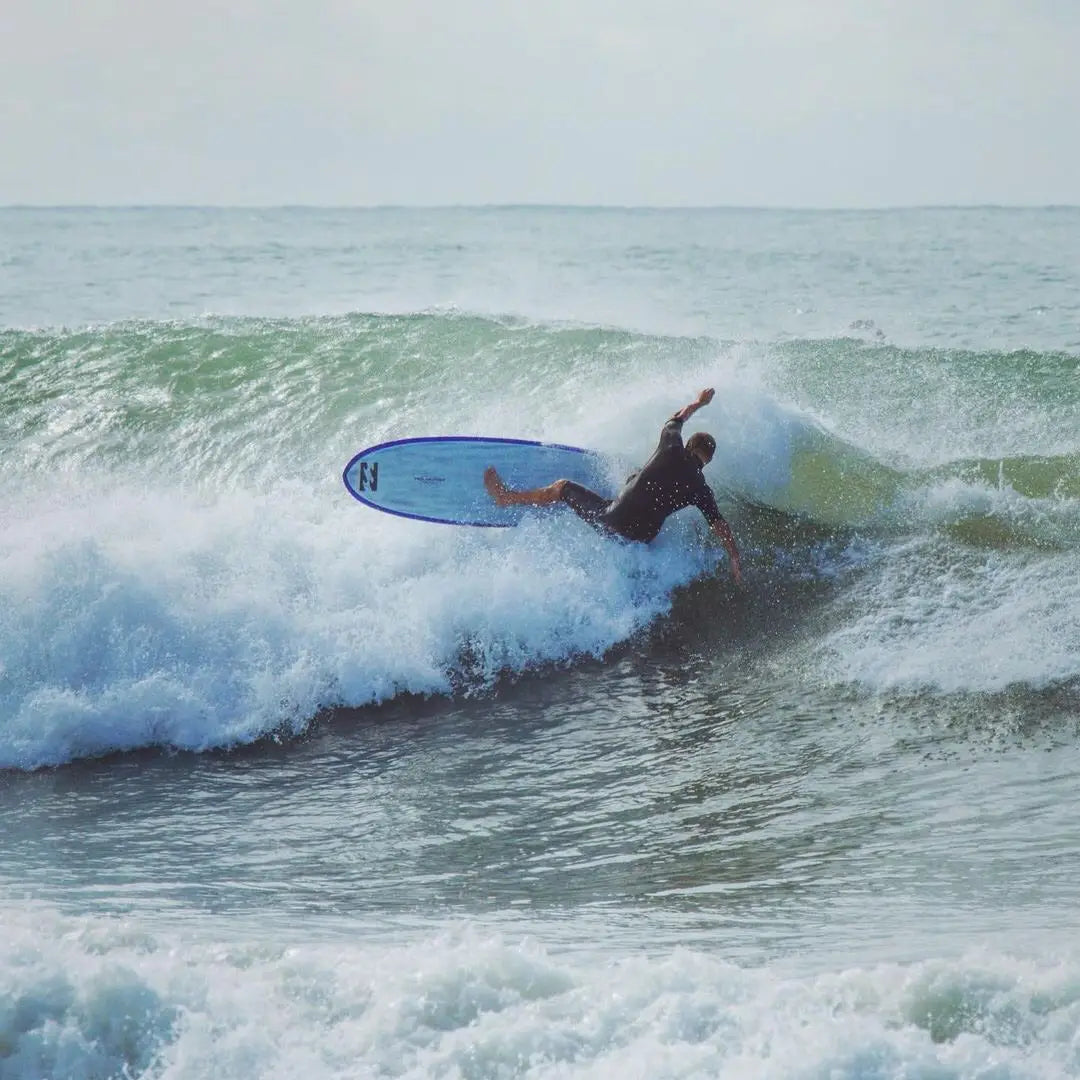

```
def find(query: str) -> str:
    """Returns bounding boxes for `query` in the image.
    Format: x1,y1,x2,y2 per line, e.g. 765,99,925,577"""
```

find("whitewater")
1,206,1079,1079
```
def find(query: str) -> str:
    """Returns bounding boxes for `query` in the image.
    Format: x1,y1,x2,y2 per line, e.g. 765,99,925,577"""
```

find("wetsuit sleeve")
659,415,685,451
693,480,724,526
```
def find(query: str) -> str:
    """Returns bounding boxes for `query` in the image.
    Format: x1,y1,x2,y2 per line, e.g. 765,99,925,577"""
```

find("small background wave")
3,904,1080,1080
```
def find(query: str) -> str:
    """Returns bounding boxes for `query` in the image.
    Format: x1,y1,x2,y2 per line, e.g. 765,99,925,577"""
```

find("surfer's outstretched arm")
709,516,743,587
673,387,715,424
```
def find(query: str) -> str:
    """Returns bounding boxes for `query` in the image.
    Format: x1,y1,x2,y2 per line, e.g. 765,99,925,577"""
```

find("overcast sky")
2,0,1077,206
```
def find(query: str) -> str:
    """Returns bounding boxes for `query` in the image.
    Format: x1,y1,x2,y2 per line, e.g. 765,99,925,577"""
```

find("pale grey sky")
2,0,1077,206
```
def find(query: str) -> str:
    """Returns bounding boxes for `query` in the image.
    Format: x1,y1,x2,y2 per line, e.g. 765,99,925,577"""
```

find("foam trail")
816,537,1080,693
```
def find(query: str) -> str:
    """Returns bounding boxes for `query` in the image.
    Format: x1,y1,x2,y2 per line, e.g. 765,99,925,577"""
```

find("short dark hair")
686,432,716,460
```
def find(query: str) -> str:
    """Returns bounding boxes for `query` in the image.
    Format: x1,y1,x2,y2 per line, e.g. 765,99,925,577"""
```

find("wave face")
1,313,1078,768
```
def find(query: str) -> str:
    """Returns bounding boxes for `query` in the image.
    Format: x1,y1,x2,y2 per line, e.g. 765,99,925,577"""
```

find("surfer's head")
686,432,716,467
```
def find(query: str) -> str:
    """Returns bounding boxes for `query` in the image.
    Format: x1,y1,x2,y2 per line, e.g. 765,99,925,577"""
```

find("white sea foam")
2,904,1079,1080
0,465,720,769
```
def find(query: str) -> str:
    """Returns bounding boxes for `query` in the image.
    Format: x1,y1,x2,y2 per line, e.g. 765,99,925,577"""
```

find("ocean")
1,205,1079,1078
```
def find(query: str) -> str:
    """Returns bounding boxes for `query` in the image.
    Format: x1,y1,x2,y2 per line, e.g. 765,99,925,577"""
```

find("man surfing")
484,388,743,585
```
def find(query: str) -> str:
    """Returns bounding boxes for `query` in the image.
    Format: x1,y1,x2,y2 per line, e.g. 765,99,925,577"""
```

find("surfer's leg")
484,470,609,525
484,467,571,507
557,481,611,526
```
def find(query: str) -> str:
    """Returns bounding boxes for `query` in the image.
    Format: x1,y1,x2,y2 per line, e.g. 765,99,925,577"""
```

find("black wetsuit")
560,415,723,542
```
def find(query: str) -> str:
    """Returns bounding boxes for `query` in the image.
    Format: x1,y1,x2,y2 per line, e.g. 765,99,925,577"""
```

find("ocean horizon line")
3,201,1079,213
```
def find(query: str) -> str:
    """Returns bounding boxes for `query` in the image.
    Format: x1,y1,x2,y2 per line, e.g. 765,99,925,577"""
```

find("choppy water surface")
1,207,1079,1078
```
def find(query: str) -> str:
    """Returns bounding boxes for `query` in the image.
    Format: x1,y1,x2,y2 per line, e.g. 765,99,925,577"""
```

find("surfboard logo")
354,461,378,491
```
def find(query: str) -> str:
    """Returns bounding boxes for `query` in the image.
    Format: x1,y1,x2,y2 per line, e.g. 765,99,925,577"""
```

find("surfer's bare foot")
484,467,513,506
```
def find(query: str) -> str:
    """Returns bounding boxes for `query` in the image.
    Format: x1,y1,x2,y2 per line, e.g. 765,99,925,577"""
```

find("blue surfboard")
342,436,613,527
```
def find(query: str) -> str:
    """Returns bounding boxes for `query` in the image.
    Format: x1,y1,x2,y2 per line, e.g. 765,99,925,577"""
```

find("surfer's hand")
698,388,715,407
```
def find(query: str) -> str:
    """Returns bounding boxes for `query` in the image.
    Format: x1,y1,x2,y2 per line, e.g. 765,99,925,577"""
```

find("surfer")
484,389,743,585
